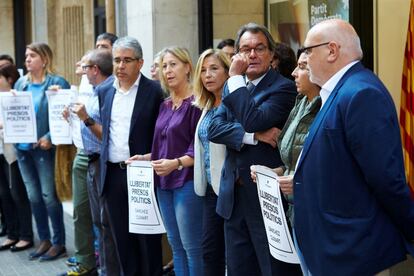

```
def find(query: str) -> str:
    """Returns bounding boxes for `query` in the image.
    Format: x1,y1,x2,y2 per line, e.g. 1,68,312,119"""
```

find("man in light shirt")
208,23,301,276
293,19,414,276
98,36,164,276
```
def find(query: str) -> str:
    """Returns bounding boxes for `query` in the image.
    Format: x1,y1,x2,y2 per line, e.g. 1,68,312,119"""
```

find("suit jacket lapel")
129,75,149,134
250,69,276,97
104,87,116,137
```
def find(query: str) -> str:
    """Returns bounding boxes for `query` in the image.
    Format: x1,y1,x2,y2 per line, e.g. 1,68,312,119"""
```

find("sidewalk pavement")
0,201,75,276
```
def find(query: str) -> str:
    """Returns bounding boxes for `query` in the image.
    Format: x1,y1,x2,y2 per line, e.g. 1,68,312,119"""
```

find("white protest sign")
0,92,37,143
256,165,300,264
127,161,166,234
70,76,93,149
46,90,76,145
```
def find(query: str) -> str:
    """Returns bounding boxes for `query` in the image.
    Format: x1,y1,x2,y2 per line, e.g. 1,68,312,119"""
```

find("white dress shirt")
320,61,358,108
108,75,141,162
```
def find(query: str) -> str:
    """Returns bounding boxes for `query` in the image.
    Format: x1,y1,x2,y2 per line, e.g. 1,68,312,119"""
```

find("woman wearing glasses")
14,42,69,261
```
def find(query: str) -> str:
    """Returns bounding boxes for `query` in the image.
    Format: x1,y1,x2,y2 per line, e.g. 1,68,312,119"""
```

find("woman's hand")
36,137,52,150
126,154,151,164
250,165,258,183
151,159,178,176
278,175,294,195
62,106,71,122
48,85,61,91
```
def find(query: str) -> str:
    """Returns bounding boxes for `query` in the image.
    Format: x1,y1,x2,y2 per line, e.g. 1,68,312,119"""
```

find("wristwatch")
84,116,95,127
176,158,183,171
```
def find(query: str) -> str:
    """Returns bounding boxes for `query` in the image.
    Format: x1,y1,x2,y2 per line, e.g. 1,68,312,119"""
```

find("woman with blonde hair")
14,42,69,261
129,46,202,275
193,49,230,276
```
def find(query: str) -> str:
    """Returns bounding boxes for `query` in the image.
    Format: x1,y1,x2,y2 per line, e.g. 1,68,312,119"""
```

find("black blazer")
98,74,164,195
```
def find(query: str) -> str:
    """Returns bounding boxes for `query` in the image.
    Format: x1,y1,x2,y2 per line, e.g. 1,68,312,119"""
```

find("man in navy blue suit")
98,36,164,276
209,23,302,275
294,19,414,276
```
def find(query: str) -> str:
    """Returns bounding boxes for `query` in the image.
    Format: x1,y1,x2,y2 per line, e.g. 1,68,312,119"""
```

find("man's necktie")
247,81,255,93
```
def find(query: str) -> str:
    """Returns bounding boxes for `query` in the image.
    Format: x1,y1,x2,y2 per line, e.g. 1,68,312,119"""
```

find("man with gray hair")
60,49,120,276
294,19,414,275
98,36,164,276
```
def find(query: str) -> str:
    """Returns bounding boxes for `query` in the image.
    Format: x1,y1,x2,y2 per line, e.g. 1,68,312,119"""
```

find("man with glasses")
98,36,164,276
60,49,120,276
209,23,301,275
294,19,414,276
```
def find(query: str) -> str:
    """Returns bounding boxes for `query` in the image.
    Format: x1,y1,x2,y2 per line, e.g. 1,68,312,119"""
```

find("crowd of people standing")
0,18,413,276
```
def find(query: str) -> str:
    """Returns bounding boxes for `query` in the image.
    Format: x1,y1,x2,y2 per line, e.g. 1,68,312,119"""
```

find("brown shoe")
29,240,52,260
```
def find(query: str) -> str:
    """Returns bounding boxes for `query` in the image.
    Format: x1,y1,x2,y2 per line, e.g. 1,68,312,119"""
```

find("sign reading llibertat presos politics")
256,165,300,264
0,92,37,143
46,89,76,145
127,161,166,234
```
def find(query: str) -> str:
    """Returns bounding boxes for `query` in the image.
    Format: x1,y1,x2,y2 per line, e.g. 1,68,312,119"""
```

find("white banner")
0,92,37,143
127,161,166,234
256,165,300,264
46,90,76,145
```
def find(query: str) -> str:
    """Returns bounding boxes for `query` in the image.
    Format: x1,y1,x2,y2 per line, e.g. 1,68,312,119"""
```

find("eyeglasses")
113,57,139,64
81,64,95,71
297,42,330,56
238,44,268,55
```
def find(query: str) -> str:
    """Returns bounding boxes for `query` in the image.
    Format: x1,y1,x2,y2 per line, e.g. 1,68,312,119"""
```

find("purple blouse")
151,96,202,189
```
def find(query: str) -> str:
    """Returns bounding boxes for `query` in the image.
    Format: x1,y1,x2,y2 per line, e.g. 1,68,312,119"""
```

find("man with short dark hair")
217,38,235,57
209,23,301,275
0,54,14,66
95,33,118,50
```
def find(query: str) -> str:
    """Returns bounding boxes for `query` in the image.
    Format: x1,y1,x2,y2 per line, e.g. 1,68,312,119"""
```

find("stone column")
106,0,116,34
125,0,199,76
0,0,15,58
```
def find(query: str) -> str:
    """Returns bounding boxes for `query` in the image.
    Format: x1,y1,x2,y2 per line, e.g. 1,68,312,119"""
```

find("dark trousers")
0,155,33,241
225,178,302,276
202,185,225,276
104,162,163,276
87,158,120,276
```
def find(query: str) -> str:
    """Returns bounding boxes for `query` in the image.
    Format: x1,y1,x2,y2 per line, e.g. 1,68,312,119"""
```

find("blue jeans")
157,181,203,276
16,147,65,245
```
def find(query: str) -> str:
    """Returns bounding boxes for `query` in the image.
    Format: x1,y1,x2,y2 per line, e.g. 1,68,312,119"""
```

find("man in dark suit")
208,23,302,275
294,19,414,276
98,36,164,276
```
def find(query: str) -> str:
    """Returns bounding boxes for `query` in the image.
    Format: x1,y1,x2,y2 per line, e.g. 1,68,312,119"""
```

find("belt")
88,153,100,163
107,161,127,170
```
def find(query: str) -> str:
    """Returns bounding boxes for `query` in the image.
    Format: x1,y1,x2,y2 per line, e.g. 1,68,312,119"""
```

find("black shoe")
0,240,18,251
10,241,34,252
